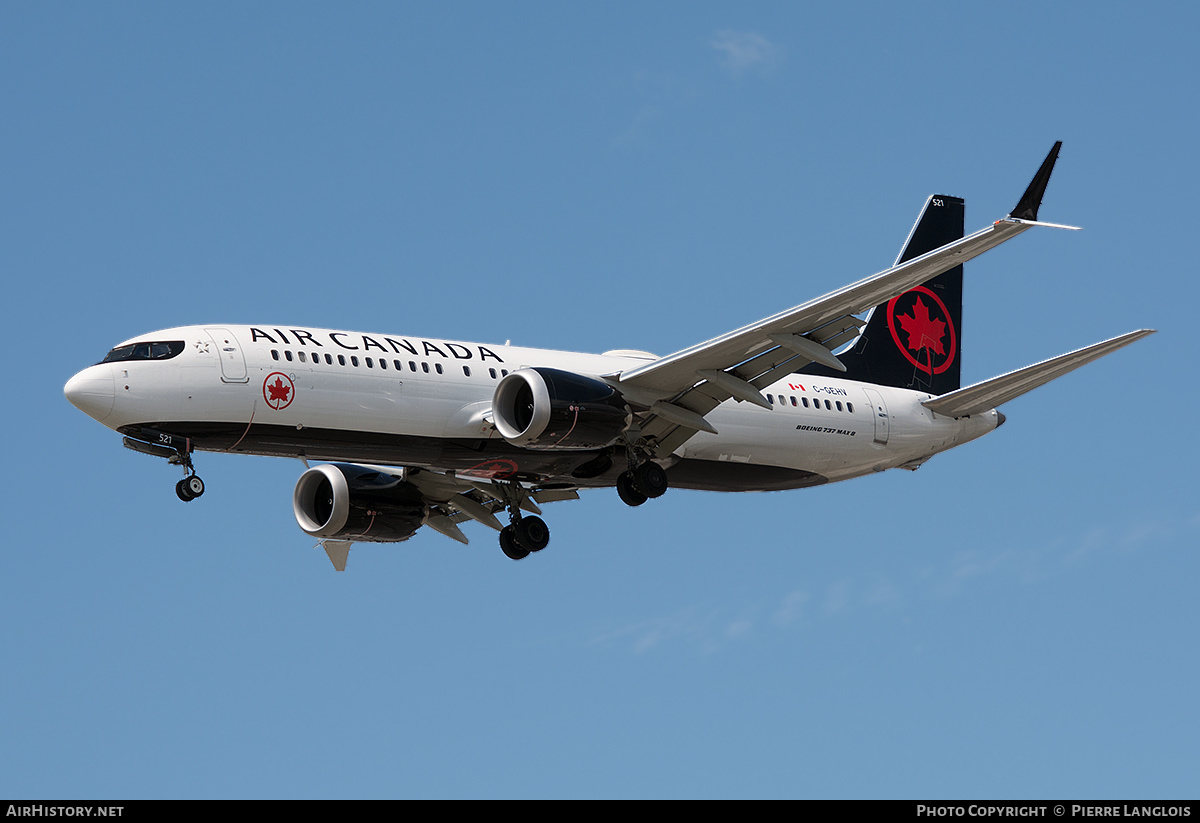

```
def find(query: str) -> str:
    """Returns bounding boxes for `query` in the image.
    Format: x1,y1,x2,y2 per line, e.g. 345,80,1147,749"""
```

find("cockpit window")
100,341,185,364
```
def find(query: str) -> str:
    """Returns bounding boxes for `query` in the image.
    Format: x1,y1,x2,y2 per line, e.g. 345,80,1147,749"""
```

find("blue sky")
4,2,1197,799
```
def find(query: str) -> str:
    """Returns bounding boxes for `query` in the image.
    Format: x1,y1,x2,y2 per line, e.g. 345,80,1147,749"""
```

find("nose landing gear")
165,435,205,502
175,473,206,502
123,427,206,502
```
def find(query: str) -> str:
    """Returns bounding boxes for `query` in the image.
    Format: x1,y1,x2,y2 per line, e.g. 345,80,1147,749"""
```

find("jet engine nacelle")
492,367,632,450
293,463,428,542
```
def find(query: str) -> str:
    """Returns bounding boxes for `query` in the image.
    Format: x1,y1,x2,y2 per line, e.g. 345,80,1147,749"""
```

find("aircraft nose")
64,365,115,423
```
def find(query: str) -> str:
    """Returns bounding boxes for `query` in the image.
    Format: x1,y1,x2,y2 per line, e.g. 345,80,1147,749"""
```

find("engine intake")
293,463,428,543
492,367,631,450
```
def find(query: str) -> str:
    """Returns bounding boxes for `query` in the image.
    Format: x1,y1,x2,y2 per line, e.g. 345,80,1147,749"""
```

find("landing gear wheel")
175,474,205,502
499,526,530,560
634,461,668,499
617,471,647,507
184,475,205,498
515,516,550,552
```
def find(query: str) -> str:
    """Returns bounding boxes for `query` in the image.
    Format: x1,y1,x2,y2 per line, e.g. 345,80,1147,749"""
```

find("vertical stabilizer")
799,194,965,395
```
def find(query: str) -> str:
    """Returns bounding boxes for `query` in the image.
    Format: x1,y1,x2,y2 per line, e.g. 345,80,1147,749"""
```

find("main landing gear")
499,515,550,561
492,482,550,561
616,455,669,508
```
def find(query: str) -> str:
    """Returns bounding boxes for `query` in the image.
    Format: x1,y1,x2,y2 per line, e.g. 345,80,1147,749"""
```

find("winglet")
1008,141,1063,221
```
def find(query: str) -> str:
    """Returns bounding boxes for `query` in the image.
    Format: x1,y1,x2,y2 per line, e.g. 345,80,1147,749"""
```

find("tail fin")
799,194,965,394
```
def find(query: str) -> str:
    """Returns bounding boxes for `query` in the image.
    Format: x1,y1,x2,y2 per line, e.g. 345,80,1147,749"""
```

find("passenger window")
338,355,346,366
351,356,359,367
489,368,497,379
271,350,280,361
394,360,402,370
299,352,307,363
463,366,471,377
825,400,832,410
366,357,374,368
790,396,797,406
435,363,443,374
767,394,774,404
422,362,430,373
802,397,809,408
847,402,854,413
284,350,293,362
409,361,417,371
836,401,843,412
325,354,333,365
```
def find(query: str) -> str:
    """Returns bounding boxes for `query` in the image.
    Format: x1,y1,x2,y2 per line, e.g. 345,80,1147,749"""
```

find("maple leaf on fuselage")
896,296,947,358
267,377,291,403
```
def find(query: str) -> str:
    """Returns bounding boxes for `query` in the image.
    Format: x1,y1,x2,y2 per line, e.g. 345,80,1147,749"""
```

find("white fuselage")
65,324,1001,489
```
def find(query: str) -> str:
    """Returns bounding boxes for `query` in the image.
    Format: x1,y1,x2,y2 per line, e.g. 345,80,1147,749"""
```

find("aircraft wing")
921,329,1155,419
612,143,1077,456
315,465,579,570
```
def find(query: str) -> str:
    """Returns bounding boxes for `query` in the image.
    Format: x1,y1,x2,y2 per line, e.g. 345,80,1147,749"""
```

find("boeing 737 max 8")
64,143,1154,569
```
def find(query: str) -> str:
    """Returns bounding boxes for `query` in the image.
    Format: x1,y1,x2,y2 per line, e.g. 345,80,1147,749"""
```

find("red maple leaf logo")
267,377,291,403
896,296,947,357
263,373,295,409
886,287,957,376
463,459,518,479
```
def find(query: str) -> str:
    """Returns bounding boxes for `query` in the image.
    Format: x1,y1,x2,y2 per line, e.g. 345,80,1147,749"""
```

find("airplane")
64,142,1154,570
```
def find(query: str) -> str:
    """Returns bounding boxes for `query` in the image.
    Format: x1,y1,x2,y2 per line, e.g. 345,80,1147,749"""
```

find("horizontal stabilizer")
922,329,1155,418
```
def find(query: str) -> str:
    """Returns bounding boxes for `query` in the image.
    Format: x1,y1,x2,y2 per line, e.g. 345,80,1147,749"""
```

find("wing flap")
424,514,470,545
922,330,1155,418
